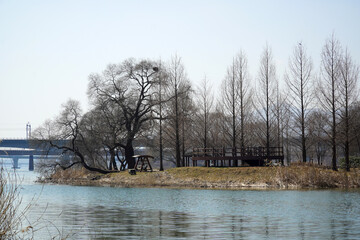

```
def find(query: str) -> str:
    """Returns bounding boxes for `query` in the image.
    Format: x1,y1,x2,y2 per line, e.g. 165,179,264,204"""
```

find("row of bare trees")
34,34,359,174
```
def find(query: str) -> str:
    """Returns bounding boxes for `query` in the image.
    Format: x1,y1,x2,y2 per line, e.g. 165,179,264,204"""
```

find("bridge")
0,139,64,170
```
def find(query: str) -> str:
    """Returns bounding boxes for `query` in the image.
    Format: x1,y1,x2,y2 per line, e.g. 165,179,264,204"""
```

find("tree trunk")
344,94,350,171
182,120,185,167
159,116,164,171
331,78,337,171
301,79,307,163
232,63,238,167
175,88,181,167
266,78,270,160
125,143,135,169
109,149,118,171
301,116,307,163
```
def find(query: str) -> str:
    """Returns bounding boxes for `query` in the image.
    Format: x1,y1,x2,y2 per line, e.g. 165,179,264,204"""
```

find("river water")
3,159,360,239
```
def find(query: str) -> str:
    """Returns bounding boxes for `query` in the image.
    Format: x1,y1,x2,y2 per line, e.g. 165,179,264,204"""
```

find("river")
3,159,360,239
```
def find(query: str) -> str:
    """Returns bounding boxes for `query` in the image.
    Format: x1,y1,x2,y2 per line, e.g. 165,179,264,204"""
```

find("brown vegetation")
42,163,360,190
276,162,360,188
0,168,33,239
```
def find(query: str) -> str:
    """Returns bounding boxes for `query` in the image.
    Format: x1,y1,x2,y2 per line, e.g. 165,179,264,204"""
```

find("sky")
0,0,359,138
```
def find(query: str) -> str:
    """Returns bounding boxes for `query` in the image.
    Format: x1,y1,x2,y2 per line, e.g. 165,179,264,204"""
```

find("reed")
0,167,33,239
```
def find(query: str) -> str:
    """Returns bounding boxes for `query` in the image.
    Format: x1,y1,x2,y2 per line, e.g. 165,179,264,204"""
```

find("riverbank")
39,163,360,189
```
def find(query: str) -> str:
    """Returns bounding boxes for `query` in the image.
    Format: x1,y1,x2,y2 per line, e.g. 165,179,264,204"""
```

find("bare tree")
234,51,252,150
81,100,126,171
221,51,251,165
166,55,190,167
211,102,228,148
34,100,112,174
281,101,293,165
273,81,289,165
195,76,214,149
307,110,329,165
156,61,168,171
350,102,360,154
338,49,359,171
256,44,277,158
88,59,160,169
221,59,239,153
318,34,342,171
180,87,196,166
285,42,313,162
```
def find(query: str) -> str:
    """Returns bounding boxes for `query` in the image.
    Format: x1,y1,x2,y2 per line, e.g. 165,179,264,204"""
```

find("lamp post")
153,65,164,171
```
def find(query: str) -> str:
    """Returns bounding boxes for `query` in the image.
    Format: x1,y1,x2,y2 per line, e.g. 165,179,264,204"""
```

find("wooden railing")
192,147,284,167
193,147,283,158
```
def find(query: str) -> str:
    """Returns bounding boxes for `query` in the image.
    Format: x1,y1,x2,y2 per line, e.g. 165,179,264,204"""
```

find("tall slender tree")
273,81,288,160
318,34,342,171
166,55,190,167
339,49,359,171
222,58,239,153
156,61,168,171
285,42,313,162
221,51,251,165
256,44,277,159
234,51,251,150
196,76,214,149
180,87,195,166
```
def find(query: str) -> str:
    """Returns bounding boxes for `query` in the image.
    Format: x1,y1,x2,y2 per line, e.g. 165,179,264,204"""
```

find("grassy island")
40,163,360,190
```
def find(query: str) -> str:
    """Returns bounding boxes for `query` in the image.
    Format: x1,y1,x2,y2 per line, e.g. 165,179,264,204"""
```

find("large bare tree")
285,42,313,162
88,59,160,169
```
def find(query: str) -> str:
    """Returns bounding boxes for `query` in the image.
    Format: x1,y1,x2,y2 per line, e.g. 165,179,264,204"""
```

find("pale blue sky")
1,0,359,138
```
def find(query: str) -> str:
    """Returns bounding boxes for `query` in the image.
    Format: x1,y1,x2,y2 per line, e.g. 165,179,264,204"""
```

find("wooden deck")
192,147,284,167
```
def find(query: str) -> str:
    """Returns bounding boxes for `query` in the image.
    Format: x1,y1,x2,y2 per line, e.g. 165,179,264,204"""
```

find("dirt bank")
38,163,360,190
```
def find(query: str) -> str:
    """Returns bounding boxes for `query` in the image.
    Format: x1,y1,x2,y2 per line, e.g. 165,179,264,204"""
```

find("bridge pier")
29,155,34,171
12,157,19,169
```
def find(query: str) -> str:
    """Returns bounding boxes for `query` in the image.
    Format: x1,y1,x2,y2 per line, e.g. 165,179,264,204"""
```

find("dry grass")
166,167,277,185
1,167,77,239
0,168,33,239
276,162,360,189
44,164,360,190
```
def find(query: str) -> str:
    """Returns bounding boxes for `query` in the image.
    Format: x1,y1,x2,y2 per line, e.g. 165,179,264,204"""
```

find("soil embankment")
39,163,360,190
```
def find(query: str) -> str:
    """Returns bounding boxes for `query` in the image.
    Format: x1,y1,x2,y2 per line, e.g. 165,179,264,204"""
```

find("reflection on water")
20,184,360,240
3,160,360,239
